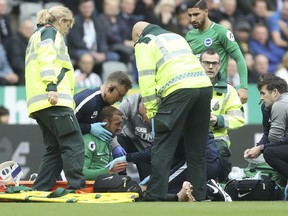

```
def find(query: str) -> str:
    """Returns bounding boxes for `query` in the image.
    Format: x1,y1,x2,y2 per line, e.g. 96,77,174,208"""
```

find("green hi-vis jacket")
25,24,75,118
210,73,245,147
134,24,212,119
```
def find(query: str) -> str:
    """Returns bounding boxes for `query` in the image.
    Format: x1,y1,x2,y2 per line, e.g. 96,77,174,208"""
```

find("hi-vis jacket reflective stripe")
25,24,75,118
210,73,245,147
134,24,212,119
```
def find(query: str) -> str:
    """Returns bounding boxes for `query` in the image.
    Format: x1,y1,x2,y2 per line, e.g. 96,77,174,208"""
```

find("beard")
191,17,206,30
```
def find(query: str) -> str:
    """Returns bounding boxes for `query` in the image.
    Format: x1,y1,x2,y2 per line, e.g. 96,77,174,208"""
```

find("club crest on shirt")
91,111,98,119
226,30,235,41
88,141,96,151
204,38,213,47
211,99,220,111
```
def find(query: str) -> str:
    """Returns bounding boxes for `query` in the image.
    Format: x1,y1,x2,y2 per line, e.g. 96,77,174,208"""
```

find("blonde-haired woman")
25,5,86,191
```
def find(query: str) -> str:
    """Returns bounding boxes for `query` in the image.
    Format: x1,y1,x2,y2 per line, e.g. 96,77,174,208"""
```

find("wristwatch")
259,144,265,153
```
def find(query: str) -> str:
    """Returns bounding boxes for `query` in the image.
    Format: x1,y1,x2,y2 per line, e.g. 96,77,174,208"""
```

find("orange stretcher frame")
4,181,96,193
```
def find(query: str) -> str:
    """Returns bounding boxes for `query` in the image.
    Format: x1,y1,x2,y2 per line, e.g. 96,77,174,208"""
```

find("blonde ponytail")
36,5,74,27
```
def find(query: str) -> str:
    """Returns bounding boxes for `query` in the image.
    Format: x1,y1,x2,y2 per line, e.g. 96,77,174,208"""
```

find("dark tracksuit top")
74,88,109,134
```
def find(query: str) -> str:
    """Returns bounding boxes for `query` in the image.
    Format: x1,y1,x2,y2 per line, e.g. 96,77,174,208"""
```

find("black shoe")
206,179,232,202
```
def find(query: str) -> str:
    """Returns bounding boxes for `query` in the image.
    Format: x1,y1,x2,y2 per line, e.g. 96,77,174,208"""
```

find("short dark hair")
107,71,133,90
186,0,207,10
99,106,122,122
199,48,220,61
257,74,288,94
0,106,9,116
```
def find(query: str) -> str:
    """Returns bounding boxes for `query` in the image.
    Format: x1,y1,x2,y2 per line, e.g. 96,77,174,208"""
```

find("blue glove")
112,146,127,158
139,175,150,186
151,118,155,139
90,122,112,142
105,156,126,170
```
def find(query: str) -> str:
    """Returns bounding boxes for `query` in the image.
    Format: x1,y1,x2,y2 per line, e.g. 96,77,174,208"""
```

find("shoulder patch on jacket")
41,27,57,42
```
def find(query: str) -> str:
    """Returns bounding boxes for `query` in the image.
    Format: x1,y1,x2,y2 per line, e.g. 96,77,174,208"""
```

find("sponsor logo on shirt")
135,127,147,133
135,127,153,142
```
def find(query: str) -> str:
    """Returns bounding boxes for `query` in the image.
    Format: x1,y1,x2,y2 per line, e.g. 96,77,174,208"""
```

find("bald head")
132,21,150,43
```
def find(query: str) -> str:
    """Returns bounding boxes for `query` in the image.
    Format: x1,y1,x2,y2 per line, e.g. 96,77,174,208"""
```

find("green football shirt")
185,22,247,89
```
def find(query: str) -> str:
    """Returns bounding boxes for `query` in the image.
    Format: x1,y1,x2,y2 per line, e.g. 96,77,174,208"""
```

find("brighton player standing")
185,0,248,104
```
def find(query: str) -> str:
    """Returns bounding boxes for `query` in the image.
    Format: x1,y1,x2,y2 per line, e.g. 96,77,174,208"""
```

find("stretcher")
0,181,139,203
18,180,95,191
0,190,138,203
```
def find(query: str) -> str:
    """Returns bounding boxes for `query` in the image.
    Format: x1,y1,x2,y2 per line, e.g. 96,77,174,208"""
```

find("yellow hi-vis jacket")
25,24,75,118
210,73,245,147
134,24,212,119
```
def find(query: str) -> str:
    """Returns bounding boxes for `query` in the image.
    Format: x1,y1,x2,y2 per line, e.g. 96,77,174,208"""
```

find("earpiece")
108,86,115,93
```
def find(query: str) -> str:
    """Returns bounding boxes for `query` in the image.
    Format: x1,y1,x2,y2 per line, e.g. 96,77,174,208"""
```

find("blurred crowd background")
1,0,288,89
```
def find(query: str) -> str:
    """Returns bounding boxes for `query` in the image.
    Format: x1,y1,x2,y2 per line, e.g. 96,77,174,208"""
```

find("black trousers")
207,139,231,182
117,135,151,181
263,144,288,179
167,139,231,193
32,106,86,191
145,87,212,201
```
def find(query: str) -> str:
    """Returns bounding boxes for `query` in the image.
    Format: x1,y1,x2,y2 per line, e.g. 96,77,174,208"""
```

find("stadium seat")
101,61,134,83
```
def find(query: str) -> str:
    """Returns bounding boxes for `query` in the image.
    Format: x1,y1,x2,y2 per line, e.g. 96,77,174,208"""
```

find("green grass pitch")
1,201,288,216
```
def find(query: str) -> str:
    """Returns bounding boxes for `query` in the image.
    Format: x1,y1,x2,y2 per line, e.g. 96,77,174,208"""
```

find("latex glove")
105,156,126,170
151,118,155,139
139,175,150,186
90,122,112,142
112,146,127,158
